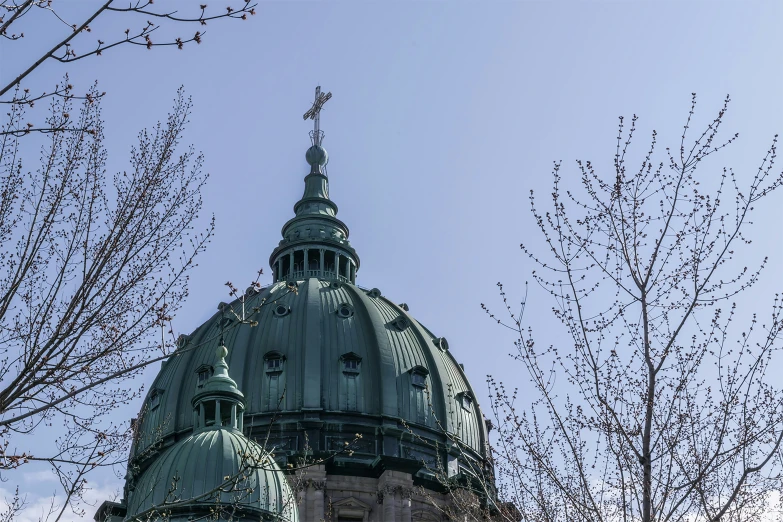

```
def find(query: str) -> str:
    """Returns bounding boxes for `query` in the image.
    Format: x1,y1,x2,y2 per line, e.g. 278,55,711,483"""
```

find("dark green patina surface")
128,428,296,520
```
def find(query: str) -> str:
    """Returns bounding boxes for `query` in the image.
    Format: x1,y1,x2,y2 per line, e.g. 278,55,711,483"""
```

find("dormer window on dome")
409,365,429,388
264,351,285,373
340,352,362,374
339,352,362,412
148,389,162,410
195,364,214,387
457,391,474,412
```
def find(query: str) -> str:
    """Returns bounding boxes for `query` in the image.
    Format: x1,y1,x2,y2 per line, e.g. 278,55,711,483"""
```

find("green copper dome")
126,428,297,521
128,137,490,490
129,279,490,499
117,105,494,521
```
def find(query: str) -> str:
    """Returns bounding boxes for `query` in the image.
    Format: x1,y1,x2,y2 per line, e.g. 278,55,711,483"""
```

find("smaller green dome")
305,144,328,166
125,428,297,521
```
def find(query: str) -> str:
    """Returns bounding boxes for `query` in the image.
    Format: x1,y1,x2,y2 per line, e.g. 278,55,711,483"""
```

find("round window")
337,303,354,318
392,317,409,331
273,304,290,317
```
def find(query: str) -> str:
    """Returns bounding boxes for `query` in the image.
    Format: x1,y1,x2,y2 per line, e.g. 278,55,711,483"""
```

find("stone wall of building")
293,466,450,521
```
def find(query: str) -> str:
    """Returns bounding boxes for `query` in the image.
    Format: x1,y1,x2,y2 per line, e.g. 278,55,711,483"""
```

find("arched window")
266,356,283,372
408,366,430,424
340,352,362,412
148,389,163,410
195,364,213,388
341,352,361,374
264,352,285,372
457,391,474,412
264,351,286,411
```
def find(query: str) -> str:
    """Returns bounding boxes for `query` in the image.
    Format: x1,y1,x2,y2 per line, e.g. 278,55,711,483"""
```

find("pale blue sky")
2,0,783,515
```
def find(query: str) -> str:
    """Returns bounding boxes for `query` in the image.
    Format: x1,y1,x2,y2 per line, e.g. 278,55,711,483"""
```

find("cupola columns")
191,345,245,431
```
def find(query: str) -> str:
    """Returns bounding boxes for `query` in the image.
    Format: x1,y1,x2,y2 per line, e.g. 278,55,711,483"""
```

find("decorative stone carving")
294,478,326,492
377,484,414,502
309,479,327,491
331,496,371,522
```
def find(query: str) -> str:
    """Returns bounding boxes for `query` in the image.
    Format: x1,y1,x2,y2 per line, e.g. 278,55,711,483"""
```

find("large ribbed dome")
133,279,488,471
126,428,297,521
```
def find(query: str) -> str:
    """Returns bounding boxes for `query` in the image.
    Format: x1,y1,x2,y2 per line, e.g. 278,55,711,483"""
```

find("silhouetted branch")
0,0,257,100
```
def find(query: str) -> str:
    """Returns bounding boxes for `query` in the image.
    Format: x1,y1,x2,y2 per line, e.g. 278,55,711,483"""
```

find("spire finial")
211,343,234,384
268,85,359,284
303,85,332,147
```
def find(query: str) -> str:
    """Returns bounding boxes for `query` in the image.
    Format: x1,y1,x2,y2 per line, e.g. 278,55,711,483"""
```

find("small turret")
191,344,245,431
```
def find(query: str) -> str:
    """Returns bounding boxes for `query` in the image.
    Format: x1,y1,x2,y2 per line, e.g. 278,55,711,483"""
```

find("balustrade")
280,269,350,283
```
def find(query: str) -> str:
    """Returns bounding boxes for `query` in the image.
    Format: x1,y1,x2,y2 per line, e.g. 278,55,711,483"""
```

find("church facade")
96,89,494,522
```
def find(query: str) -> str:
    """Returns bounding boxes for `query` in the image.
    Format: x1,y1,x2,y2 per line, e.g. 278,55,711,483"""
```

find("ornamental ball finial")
216,344,228,359
306,144,328,167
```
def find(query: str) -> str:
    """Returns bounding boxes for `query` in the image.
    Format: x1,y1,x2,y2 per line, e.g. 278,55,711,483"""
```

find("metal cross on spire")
303,86,332,146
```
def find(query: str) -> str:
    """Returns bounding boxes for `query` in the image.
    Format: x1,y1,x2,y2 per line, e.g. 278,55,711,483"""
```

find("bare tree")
0,82,212,518
398,394,520,521
0,2,259,517
484,95,783,522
